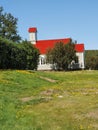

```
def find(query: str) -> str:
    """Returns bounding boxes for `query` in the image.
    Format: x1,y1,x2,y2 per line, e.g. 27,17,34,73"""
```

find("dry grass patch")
20,96,34,102
86,110,98,119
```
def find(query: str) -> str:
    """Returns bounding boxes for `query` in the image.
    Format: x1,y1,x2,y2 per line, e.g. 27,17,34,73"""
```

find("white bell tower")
28,27,37,44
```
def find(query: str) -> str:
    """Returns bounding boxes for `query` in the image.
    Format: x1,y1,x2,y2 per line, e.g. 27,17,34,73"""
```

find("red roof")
28,27,37,33
35,38,71,54
35,38,84,54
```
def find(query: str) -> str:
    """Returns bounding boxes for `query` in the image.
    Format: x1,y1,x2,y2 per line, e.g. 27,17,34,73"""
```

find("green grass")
0,70,98,130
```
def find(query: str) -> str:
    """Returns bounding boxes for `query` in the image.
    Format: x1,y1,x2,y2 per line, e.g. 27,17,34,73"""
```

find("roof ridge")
37,38,70,42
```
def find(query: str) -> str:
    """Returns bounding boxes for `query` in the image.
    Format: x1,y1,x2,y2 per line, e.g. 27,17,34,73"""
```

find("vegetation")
0,37,39,70
0,70,98,130
85,50,98,70
0,6,40,70
46,41,78,70
0,6,21,42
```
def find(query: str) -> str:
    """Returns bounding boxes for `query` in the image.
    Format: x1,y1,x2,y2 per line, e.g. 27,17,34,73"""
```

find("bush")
0,37,39,70
85,50,98,70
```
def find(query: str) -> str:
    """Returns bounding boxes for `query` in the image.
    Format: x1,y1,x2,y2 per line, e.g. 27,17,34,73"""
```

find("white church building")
28,27,85,70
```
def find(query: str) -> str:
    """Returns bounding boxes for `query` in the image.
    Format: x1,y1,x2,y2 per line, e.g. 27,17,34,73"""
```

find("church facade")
28,27,85,70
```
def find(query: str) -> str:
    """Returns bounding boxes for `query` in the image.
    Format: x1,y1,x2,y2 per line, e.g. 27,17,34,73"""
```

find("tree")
85,50,98,70
0,6,21,42
46,41,78,70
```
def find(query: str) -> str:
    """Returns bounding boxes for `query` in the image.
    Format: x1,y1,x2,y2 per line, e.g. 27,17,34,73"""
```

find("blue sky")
0,0,98,50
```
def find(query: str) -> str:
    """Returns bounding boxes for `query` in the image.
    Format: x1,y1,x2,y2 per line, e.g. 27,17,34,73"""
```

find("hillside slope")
0,70,98,130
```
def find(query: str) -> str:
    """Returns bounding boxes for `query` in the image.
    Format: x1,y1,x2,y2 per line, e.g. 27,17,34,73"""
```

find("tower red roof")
28,27,37,33
75,44,84,52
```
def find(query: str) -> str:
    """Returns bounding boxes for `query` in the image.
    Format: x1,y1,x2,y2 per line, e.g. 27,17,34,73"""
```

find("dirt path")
39,76,57,83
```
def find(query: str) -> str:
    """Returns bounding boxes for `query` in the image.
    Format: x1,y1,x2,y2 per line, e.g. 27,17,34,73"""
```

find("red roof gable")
28,27,37,33
35,38,71,54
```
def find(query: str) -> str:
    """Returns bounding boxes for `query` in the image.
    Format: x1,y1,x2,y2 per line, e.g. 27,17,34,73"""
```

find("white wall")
37,64,52,70
38,55,52,70
76,52,85,69
37,53,85,70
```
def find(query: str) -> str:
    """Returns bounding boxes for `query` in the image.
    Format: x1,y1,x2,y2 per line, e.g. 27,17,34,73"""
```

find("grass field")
0,70,98,130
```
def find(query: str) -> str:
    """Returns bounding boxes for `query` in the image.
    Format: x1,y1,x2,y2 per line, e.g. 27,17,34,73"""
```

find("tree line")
85,50,98,70
0,37,39,70
0,6,39,70
1,36,98,70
